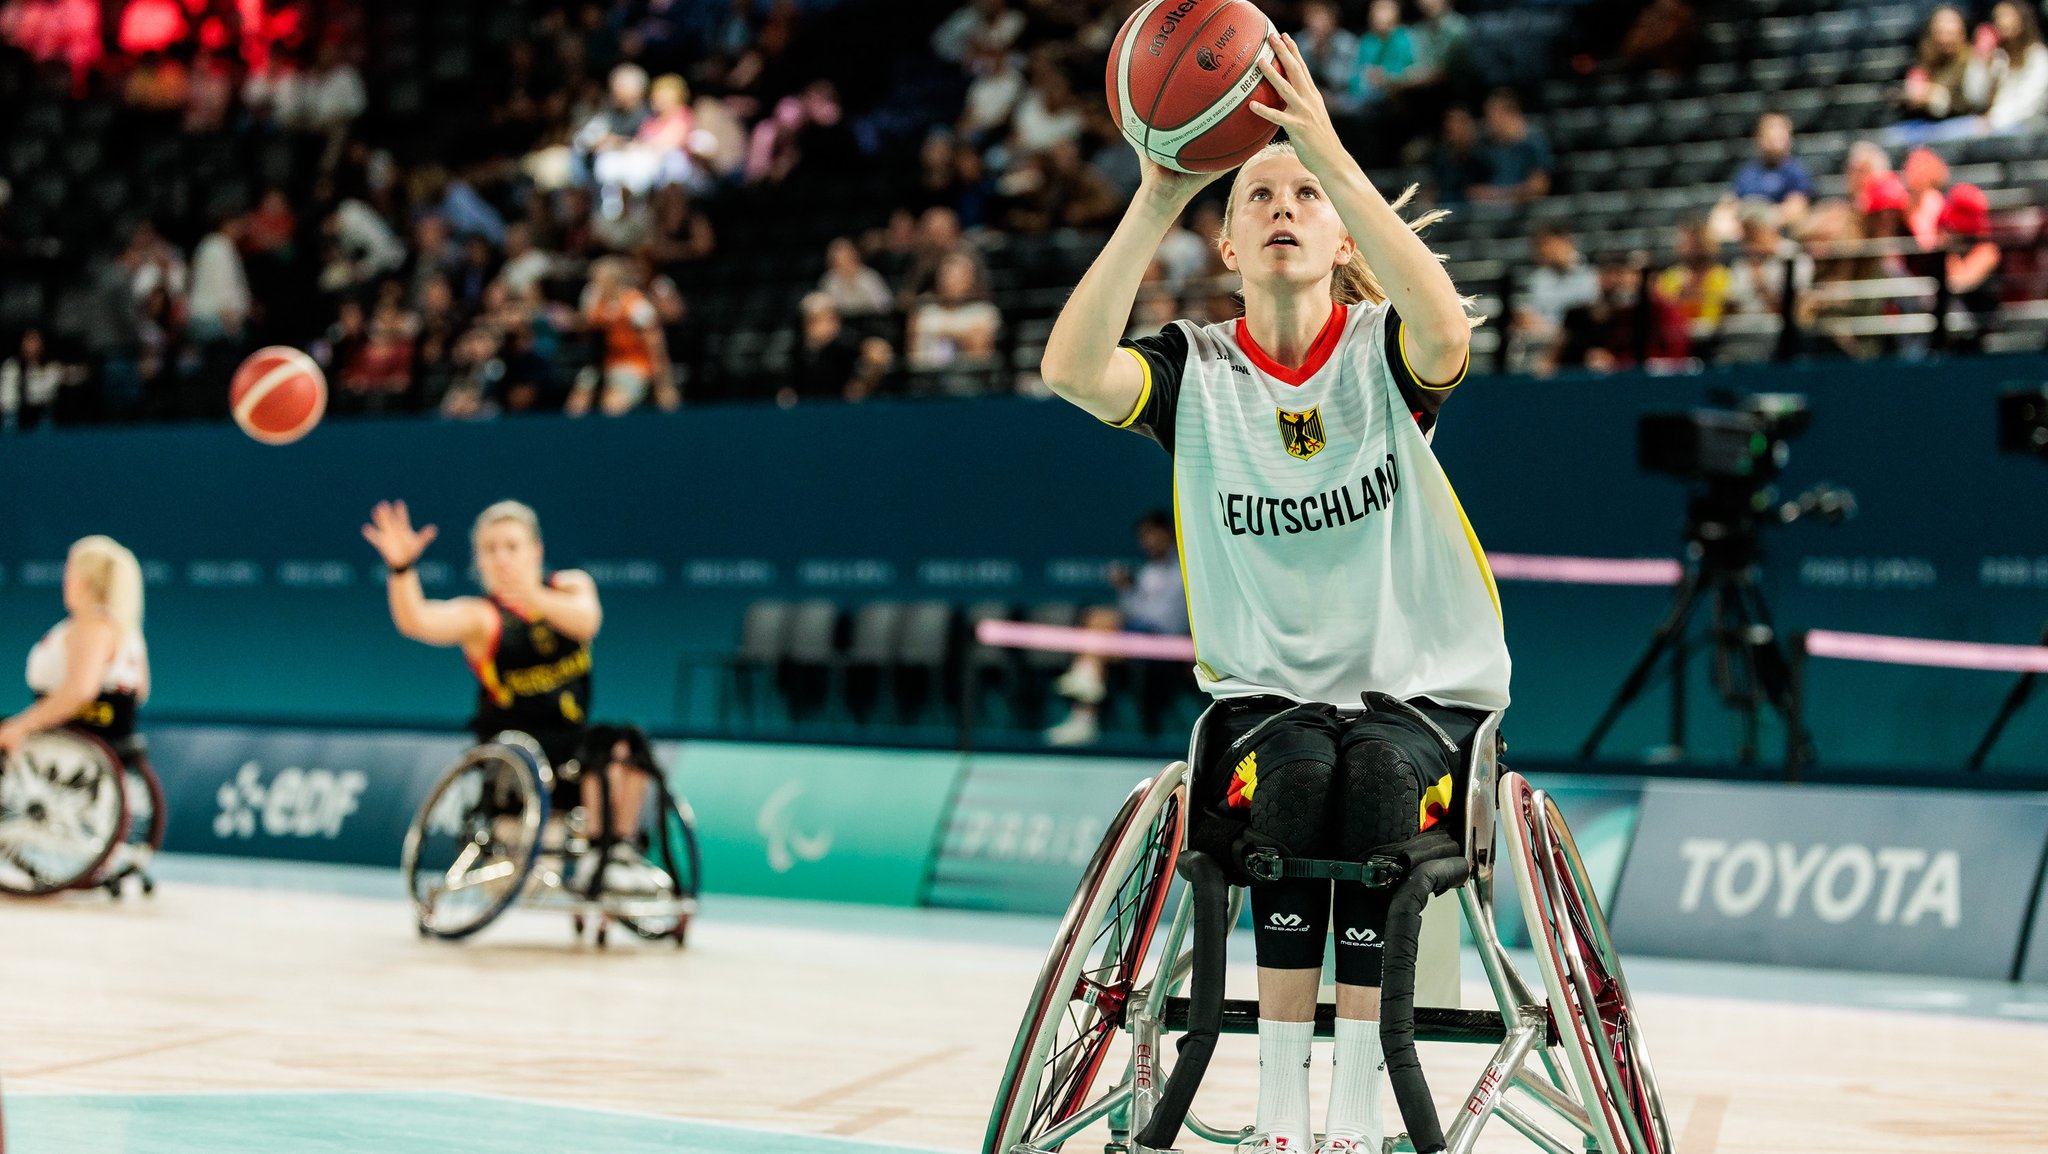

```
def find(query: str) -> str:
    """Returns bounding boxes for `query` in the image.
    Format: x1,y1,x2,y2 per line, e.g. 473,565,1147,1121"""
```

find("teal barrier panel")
669,740,963,906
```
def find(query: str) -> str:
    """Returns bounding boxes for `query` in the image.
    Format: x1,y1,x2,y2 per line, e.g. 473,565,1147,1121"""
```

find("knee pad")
1229,703,1343,859
1334,710,1455,861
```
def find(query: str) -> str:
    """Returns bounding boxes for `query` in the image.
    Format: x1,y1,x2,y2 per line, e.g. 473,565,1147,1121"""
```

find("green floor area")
4,1091,945,1154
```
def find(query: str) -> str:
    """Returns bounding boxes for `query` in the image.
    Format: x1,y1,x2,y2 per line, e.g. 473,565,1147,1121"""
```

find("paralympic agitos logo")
1147,0,1204,55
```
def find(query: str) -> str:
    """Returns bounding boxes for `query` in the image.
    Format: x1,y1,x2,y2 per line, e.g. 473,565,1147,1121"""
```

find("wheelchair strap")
1134,850,1230,1153
1241,848,1404,888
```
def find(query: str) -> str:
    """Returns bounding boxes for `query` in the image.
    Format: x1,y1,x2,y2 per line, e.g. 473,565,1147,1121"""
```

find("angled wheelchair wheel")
1503,771,1671,1154
985,764,1186,1154
0,729,131,897
618,791,704,945
97,754,167,896
401,741,549,940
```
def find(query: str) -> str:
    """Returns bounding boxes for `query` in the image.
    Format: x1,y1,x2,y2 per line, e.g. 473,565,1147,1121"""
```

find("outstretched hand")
361,500,439,571
1248,32,1348,180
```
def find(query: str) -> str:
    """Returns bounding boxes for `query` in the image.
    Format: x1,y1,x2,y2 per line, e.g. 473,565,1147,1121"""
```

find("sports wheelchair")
399,727,702,947
986,707,1669,1154
0,728,165,899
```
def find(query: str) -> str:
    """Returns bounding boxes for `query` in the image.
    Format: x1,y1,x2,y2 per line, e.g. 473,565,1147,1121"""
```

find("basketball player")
1041,34,1508,1154
361,499,659,890
571,257,682,416
0,536,150,761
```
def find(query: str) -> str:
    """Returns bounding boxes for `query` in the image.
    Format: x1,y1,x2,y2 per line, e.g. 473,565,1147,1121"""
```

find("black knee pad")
1333,712,1453,861
1227,703,1342,859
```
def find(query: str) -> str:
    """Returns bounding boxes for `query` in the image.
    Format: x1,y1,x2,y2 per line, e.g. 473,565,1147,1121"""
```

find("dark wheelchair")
399,725,702,947
986,706,1670,1154
0,727,165,899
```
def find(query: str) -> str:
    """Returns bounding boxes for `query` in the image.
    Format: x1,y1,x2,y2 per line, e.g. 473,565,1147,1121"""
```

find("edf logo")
215,761,368,840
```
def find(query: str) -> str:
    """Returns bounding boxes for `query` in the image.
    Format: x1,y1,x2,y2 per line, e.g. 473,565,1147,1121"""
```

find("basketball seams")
1115,0,1164,164
232,348,323,444
1139,0,1245,169
1150,29,1275,159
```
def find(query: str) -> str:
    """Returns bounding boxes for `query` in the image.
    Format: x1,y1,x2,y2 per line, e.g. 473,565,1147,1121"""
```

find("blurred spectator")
187,211,250,345
1727,203,1815,320
1046,510,1186,747
1516,222,1598,344
1620,0,1698,75
1081,104,1140,200
864,209,921,287
591,187,654,252
1964,1,2048,134
1843,141,1895,207
124,221,187,307
785,292,890,404
643,185,718,273
1129,264,1180,339
572,256,680,416
957,48,1026,145
744,82,844,186
341,283,419,412
407,214,463,304
1939,183,2002,348
1856,168,1912,241
819,237,893,317
898,206,987,306
321,197,408,293
239,44,298,126
1470,89,1552,204
1350,0,1417,111
999,139,1121,231
1654,217,1733,328
302,41,367,153
415,275,468,404
88,251,144,419
1007,51,1085,161
1407,0,1475,98
1155,202,1223,294
1,328,64,432
125,50,188,113
595,74,712,195
908,251,1001,386
498,222,554,296
184,46,235,134
1549,256,1691,375
1729,113,1814,220
1296,1,1361,102
1899,6,1978,121
1902,148,1951,248
438,326,507,421
932,0,1025,65
575,63,652,196
244,189,296,258
1430,106,1488,206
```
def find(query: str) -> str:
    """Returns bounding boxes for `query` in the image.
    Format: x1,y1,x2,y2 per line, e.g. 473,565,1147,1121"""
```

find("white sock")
1325,1017,1384,1149
1254,1018,1313,1145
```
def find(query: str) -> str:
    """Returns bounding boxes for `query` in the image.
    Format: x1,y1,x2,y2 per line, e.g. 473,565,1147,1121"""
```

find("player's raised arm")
1039,163,1220,425
361,500,493,648
1250,32,1471,385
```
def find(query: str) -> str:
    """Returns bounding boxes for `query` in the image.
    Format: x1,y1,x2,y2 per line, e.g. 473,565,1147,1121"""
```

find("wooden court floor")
2,866,2045,1153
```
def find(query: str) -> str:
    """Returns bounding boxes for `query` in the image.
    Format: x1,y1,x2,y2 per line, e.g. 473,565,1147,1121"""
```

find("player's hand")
1250,32,1346,181
1136,153,1224,209
362,500,439,571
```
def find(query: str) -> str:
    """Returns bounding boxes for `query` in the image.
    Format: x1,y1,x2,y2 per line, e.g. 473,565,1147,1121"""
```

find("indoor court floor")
3,857,2045,1154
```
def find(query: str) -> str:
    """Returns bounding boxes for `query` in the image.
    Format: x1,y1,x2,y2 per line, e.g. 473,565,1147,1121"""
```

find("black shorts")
1194,695,1481,987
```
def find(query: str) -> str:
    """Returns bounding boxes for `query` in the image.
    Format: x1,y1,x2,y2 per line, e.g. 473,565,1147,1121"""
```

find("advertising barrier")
2020,854,2048,984
1611,780,2048,979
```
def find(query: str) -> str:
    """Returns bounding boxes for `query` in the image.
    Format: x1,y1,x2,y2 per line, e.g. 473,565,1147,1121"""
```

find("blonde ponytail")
68,535,144,639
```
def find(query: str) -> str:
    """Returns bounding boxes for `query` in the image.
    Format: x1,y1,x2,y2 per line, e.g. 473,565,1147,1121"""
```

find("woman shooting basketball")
1040,33,1509,1154
362,499,659,890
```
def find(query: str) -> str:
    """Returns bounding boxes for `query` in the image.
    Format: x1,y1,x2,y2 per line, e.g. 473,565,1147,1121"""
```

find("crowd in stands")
3,0,2048,434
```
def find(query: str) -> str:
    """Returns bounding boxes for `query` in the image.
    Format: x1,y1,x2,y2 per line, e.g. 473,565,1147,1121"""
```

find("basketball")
229,346,327,446
1106,0,1281,174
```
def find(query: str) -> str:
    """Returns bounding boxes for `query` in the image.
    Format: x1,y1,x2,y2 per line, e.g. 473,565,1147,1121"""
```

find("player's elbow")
1407,319,1471,383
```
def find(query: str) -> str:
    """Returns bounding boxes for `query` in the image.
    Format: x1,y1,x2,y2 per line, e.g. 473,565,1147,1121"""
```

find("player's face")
474,521,542,595
1222,153,1355,293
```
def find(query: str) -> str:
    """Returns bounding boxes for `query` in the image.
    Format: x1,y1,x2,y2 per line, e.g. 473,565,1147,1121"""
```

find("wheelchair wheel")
985,764,1186,1154
617,791,704,944
97,755,167,896
401,741,548,940
0,729,131,897
1503,772,1671,1154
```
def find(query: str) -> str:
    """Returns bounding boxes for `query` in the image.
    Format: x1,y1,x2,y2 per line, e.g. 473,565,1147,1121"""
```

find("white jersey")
1109,301,1509,711
27,619,150,700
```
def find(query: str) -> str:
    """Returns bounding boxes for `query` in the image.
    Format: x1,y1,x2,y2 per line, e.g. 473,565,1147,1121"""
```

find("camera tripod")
1580,483,1818,766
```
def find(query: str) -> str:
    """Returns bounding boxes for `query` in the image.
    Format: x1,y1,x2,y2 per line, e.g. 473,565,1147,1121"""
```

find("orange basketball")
230,346,327,446
1106,0,1281,174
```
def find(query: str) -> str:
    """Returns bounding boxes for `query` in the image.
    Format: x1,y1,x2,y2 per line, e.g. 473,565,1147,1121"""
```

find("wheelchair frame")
399,731,703,948
986,710,1670,1154
0,727,164,900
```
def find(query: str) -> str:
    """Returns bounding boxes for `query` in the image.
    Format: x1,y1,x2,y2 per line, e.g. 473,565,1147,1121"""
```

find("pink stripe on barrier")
975,619,1197,661
1804,629,2048,673
1485,553,1684,586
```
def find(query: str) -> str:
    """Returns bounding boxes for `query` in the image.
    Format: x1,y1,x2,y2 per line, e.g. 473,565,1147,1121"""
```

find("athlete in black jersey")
362,499,648,846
